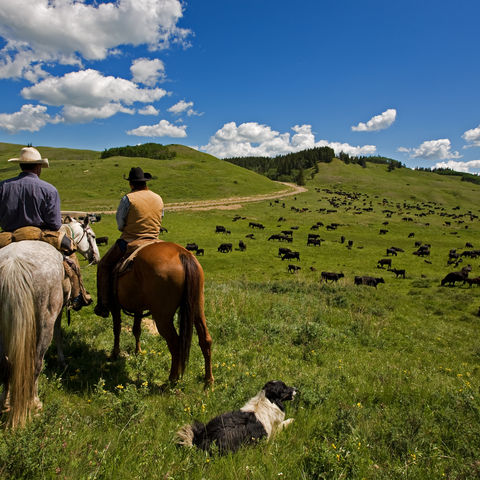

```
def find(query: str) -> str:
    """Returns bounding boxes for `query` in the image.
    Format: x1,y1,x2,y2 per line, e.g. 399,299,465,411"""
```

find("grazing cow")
340,235,345,244
281,230,293,237
408,232,415,238
465,242,474,248
386,248,398,256
377,258,392,269
282,251,300,261
238,240,246,251
160,226,168,234
245,233,255,239
307,237,322,247
196,248,205,256
440,267,470,286
347,240,354,248
217,243,233,253
354,276,385,288
96,236,109,246
215,225,226,233
390,268,406,278
249,222,265,229
185,242,199,252
288,264,301,274
413,245,430,257
321,272,344,282
278,247,292,257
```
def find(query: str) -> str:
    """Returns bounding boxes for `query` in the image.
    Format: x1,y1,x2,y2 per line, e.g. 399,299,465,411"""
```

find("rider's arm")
116,195,130,231
43,188,62,231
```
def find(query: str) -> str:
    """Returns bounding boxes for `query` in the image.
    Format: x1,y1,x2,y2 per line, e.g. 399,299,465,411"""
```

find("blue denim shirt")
0,172,62,231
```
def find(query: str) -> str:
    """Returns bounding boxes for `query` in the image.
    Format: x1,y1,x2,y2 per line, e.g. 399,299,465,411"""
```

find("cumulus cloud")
352,108,397,132
433,160,480,173
22,69,168,108
0,0,190,79
0,104,62,133
462,125,480,148
130,58,166,86
167,100,202,116
138,105,159,115
127,119,187,137
407,139,462,160
63,104,134,124
201,122,376,158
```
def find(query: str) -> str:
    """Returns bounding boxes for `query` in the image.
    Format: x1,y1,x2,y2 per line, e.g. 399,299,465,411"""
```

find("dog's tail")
176,421,208,449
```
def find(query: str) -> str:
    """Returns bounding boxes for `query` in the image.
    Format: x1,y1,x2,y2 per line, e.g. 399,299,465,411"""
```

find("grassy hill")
1,146,480,479
0,142,286,210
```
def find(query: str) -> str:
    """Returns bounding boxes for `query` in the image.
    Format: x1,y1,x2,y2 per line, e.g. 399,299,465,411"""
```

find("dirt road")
62,182,307,216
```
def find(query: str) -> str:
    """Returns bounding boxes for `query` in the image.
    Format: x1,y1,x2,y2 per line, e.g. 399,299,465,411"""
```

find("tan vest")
120,189,164,242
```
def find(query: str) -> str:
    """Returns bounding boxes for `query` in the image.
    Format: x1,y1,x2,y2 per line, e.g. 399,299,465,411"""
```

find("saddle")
0,226,75,254
115,238,164,277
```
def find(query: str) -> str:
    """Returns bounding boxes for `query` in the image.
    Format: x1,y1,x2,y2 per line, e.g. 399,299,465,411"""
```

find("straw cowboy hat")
8,147,49,167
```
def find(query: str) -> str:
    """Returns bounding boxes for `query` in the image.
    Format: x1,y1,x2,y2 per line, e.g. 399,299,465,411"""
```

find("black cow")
282,251,300,261
217,243,233,253
185,242,199,252
321,272,344,282
238,240,246,251
386,248,397,256
278,247,292,257
354,276,385,288
288,264,301,273
215,225,226,233
390,268,406,278
96,236,109,246
377,258,392,269
441,267,469,286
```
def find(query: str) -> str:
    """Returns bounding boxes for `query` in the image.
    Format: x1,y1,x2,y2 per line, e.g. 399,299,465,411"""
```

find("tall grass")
1,150,480,478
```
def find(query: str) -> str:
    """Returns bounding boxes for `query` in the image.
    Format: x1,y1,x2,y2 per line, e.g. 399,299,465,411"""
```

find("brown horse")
111,242,214,385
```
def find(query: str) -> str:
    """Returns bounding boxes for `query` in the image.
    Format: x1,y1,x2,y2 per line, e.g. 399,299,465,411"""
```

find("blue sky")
1,0,479,172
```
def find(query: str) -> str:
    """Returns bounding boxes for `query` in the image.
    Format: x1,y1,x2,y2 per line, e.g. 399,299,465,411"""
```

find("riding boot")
94,241,125,318
64,254,92,311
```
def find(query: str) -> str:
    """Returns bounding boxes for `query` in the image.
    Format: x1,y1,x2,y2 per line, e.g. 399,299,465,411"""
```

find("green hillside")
0,142,286,210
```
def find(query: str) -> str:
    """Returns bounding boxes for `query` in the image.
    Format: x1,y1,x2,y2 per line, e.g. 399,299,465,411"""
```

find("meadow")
0,144,480,479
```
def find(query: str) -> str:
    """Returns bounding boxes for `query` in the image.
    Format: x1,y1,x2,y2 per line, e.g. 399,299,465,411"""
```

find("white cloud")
352,108,397,132
433,160,480,173
0,104,62,133
201,122,376,158
0,0,190,79
63,103,134,124
138,105,159,115
22,69,168,108
410,138,461,160
167,100,201,116
127,119,187,137
130,58,165,86
397,146,410,153
462,125,480,148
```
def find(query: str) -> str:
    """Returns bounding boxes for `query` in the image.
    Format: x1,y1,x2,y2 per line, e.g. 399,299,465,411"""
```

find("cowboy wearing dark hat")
94,167,164,318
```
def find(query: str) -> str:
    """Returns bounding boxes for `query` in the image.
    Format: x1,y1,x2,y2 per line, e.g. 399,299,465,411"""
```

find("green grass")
1,148,480,479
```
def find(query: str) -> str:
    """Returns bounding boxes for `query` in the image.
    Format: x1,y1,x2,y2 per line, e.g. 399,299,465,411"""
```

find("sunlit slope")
0,142,285,210
313,158,480,207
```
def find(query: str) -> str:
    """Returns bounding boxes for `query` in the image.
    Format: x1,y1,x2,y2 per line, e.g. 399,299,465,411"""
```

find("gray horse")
0,224,99,428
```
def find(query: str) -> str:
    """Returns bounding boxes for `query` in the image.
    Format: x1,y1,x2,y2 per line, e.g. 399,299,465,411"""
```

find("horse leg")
152,313,181,383
132,314,143,355
194,314,214,386
53,310,66,368
111,305,122,359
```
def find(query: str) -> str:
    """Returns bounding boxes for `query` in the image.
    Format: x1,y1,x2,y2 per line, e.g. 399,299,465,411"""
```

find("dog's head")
263,380,297,411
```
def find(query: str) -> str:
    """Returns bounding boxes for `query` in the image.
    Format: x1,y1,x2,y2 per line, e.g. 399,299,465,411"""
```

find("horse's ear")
64,215,72,224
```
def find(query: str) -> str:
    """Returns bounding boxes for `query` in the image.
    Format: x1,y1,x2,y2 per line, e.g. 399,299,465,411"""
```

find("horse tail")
0,255,37,429
178,252,201,376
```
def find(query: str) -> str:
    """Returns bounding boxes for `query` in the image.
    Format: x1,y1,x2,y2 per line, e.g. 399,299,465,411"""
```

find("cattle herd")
181,187,480,295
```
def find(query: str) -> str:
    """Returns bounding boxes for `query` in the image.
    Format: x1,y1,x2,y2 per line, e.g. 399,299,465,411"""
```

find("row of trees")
100,143,176,160
416,167,480,185
224,147,404,184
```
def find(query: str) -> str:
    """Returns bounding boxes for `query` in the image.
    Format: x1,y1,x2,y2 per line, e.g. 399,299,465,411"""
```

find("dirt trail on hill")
63,182,307,216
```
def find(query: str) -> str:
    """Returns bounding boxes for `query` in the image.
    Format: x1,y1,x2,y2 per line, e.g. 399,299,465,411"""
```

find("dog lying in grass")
176,380,297,453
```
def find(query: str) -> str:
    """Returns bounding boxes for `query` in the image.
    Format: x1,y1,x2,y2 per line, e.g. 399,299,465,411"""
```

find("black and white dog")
176,380,297,453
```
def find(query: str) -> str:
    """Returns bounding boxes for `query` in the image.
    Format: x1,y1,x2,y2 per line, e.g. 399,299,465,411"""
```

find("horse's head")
63,217,101,265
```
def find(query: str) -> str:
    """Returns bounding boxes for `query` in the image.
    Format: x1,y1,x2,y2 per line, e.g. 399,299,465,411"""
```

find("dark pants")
96,239,127,308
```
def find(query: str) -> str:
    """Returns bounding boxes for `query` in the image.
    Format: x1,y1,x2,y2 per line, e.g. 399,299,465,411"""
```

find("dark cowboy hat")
124,167,152,182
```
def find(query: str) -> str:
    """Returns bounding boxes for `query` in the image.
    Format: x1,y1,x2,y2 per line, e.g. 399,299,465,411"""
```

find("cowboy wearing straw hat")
94,167,164,318
0,146,91,310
